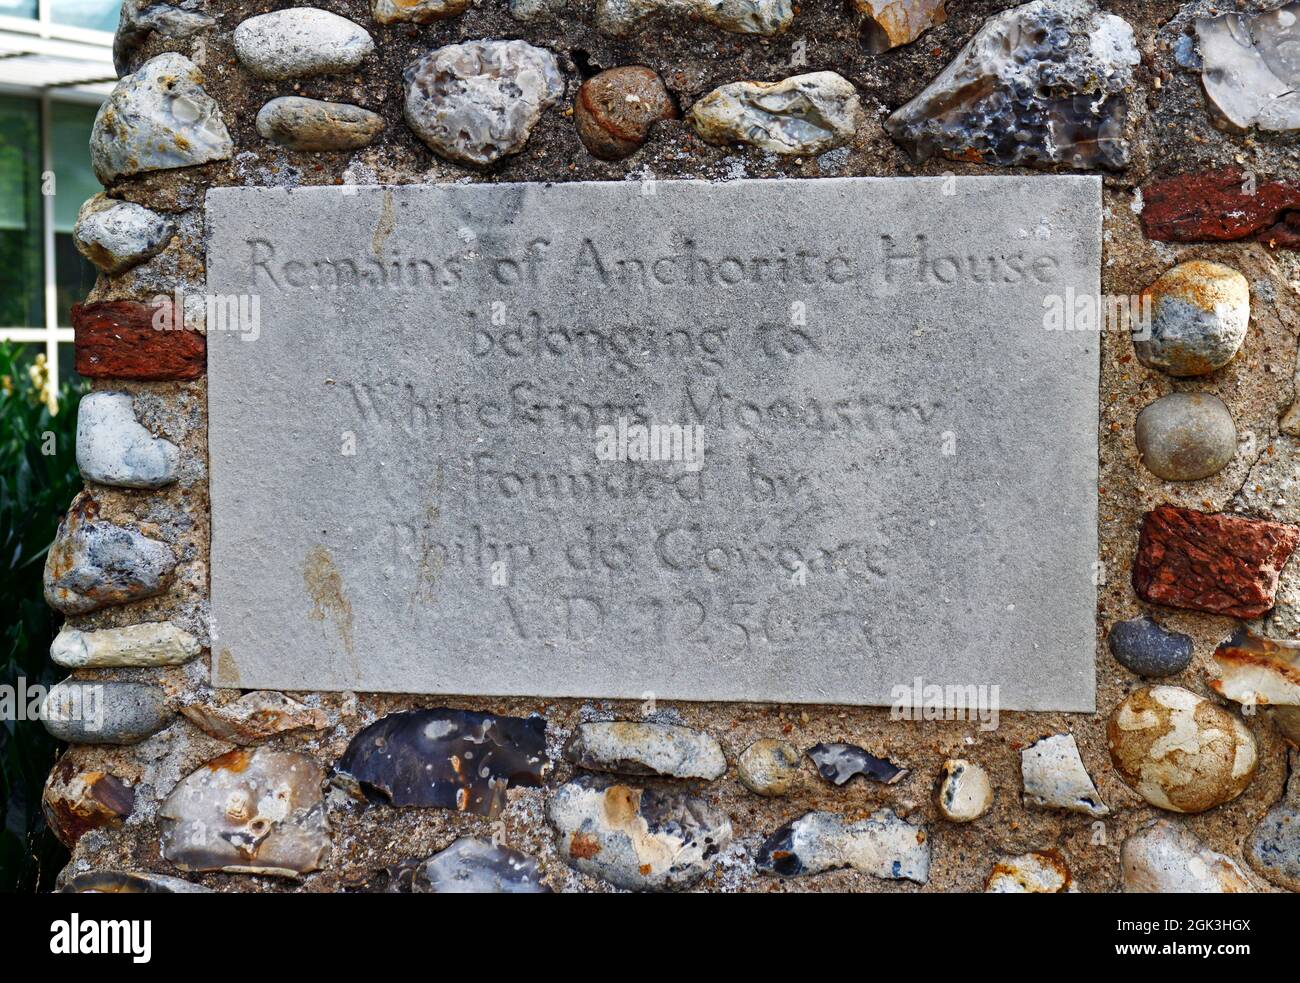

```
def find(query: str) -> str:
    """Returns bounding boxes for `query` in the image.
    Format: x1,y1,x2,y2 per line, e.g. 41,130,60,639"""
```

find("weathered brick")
1140,168,1300,249
73,300,205,381
1133,506,1300,618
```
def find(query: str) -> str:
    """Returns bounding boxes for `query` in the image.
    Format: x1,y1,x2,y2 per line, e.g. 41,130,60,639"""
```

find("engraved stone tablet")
207,177,1100,710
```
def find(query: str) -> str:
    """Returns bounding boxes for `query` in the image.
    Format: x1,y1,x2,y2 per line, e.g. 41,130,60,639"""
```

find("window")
0,94,100,394
0,0,38,22
51,101,99,327
49,0,118,33
0,3,114,396
0,97,43,330
1,0,118,32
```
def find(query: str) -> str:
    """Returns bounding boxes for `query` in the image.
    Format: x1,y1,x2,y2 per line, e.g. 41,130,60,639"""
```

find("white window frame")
0,0,113,399
0,0,117,48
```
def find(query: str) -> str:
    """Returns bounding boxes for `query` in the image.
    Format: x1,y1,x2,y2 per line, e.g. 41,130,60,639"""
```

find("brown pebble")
574,66,676,161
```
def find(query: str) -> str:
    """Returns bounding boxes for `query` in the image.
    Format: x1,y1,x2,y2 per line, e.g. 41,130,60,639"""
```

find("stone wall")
42,0,1300,892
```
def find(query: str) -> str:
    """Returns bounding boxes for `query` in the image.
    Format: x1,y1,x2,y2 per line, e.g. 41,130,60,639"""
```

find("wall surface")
45,0,1300,893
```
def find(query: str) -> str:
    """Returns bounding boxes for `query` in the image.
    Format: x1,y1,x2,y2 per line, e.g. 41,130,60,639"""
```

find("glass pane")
55,232,95,327
49,0,120,32
57,341,81,386
51,101,101,324
0,96,42,328
51,101,101,233
0,0,38,20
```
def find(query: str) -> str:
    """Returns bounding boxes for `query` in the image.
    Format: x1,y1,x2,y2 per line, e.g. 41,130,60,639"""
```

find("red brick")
73,300,205,381
1133,506,1300,618
1140,168,1300,249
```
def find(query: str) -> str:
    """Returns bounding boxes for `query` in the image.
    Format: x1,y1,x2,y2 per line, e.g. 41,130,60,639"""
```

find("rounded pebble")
1134,260,1250,376
574,66,677,160
1134,392,1236,480
1107,685,1257,813
256,97,384,152
737,738,800,796
937,758,993,822
1107,615,1193,678
41,680,171,745
234,8,374,81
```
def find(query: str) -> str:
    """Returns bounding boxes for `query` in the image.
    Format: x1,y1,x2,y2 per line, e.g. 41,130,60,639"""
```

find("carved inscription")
207,178,1101,709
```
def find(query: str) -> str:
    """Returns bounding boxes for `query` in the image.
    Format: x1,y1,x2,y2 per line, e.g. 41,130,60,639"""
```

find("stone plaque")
207,177,1100,710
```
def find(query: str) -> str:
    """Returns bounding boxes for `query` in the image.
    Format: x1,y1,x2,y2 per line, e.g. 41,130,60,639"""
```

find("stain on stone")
304,545,354,656
372,189,396,257
214,648,240,687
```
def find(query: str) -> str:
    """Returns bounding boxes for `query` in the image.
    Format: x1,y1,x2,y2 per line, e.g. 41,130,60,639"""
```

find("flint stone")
985,850,1072,892
114,0,216,77
548,777,731,890
403,40,563,168
1108,685,1258,814
44,493,176,615
233,8,374,81
76,391,180,489
689,72,861,155
1197,4,1300,133
1246,751,1300,891
1134,393,1236,481
756,809,930,883
595,0,793,36
1020,733,1108,817
256,97,384,152
1209,628,1300,708
419,837,550,893
854,0,946,53
336,708,549,815
1134,260,1250,377
73,195,175,275
205,178,1101,710
737,738,800,796
1107,615,1193,678
510,0,565,20
51,622,200,669
42,759,135,847
41,680,171,745
885,0,1140,170
807,742,906,786
90,53,232,184
372,0,468,23
59,871,212,893
936,758,993,822
160,748,330,877
1122,820,1254,893
181,691,329,745
564,721,725,779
